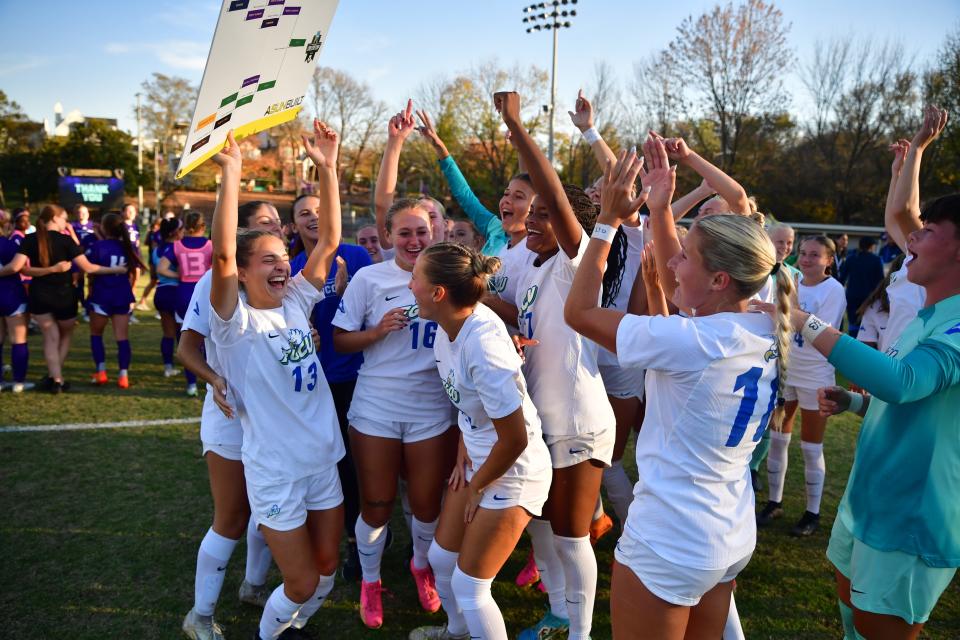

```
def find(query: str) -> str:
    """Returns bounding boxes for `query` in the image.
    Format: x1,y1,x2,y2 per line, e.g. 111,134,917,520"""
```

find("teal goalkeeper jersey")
828,293,960,567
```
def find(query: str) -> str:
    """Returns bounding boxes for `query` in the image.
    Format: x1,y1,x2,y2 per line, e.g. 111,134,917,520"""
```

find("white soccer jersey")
182,270,242,448
332,259,450,422
598,221,645,367
209,273,345,484
616,311,780,570
857,300,889,346
489,241,536,306
880,257,925,355
514,235,615,437
433,303,552,481
790,276,845,389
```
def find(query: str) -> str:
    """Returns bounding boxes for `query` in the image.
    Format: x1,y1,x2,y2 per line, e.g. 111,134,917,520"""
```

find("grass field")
1,276,958,639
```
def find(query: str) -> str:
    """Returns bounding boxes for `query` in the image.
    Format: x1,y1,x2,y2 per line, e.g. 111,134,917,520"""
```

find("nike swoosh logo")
358,550,375,556
566,598,581,604
492,495,509,501
275,617,285,623
267,333,280,338
569,448,586,455
416,535,433,542
851,587,866,594
216,566,227,571
385,295,399,301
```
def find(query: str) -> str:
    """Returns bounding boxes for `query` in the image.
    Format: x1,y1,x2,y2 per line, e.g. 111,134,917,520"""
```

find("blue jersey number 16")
410,321,438,349
725,366,778,447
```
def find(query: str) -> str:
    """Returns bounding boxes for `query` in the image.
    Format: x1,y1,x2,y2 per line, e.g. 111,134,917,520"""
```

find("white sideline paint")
0,417,201,433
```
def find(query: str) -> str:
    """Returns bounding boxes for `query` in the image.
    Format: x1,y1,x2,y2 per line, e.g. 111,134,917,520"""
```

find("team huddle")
2,92,956,640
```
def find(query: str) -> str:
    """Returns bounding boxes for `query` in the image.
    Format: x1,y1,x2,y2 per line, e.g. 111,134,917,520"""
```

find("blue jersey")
86,239,135,307
0,236,27,314
154,242,178,287
290,243,373,383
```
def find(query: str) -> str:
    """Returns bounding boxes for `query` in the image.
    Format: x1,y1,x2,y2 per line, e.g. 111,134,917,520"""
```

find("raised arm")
643,136,683,306
210,131,243,321
568,89,617,169
495,91,580,258
887,106,948,251
564,149,648,352
655,133,749,216
374,100,415,249
671,179,716,221
300,120,341,290
639,243,669,317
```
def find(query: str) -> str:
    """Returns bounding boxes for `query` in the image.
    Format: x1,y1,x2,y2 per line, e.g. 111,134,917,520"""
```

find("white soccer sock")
766,431,792,503
553,534,597,640
602,460,634,524
399,478,414,534
289,573,335,629
526,519,567,619
451,566,507,640
194,528,239,616
801,441,826,514
411,516,438,570
592,494,604,520
355,515,387,583
259,585,302,639
723,592,745,640
245,517,272,586
428,541,468,636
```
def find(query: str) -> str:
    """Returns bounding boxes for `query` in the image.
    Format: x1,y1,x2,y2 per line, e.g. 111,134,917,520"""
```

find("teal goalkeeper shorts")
827,511,956,624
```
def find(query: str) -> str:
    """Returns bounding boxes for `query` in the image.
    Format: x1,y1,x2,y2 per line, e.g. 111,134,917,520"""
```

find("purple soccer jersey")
0,236,27,315
86,239,135,310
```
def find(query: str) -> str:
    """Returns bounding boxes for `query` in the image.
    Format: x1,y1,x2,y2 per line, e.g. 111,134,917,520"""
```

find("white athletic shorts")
599,364,645,400
349,415,451,444
615,532,752,606
247,465,343,532
200,392,243,461
471,468,552,517
781,383,828,412
545,428,615,469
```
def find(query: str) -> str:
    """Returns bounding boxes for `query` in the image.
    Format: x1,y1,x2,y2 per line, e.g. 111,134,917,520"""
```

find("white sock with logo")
289,573,335,629
801,441,826,514
258,585,302,639
194,528,238,616
526,519,567,619
355,516,387,583
428,542,468,636
452,566,507,640
553,534,597,640
767,431,792,503
411,516,438,570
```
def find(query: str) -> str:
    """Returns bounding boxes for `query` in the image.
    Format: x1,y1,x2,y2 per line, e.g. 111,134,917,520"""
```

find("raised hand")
889,139,910,177
415,109,449,157
600,147,649,221
333,256,349,296
568,89,594,132
302,119,339,169
660,135,692,162
642,135,677,213
912,104,949,150
212,130,242,173
388,99,416,141
493,91,522,128
640,243,660,291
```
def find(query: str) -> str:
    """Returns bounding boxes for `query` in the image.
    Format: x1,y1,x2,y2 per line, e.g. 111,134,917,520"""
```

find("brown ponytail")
420,242,501,308
36,205,66,267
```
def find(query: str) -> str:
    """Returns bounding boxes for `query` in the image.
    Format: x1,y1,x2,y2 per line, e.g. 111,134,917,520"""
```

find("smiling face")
451,221,483,251
524,195,559,258
499,178,534,235
906,220,960,287
356,225,382,262
292,195,320,244
584,176,603,206
797,238,831,282
389,209,433,270
667,226,720,311
238,234,291,309
418,198,447,242
768,226,794,263
409,258,441,321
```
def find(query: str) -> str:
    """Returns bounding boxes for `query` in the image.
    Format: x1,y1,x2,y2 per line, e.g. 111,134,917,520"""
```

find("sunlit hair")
693,214,793,389
238,200,272,230
419,196,447,220
419,242,501,308
236,229,277,269
385,197,431,234
562,184,599,234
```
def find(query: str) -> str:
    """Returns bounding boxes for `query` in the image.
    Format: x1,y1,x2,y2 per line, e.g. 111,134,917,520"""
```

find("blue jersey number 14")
725,366,778,447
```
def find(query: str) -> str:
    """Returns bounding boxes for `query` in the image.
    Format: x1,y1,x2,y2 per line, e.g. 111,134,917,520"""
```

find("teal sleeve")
828,334,960,404
438,156,507,254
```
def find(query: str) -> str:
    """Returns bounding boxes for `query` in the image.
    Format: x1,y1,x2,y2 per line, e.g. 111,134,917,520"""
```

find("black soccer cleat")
756,500,784,527
790,511,821,537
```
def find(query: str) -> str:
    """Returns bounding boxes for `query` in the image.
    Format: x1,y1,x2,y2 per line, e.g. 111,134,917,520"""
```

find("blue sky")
1,0,957,136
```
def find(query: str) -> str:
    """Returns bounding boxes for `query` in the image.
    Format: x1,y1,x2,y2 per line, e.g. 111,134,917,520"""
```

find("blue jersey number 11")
725,366,778,447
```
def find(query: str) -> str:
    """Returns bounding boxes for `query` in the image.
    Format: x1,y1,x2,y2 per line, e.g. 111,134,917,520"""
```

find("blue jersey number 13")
292,361,318,392
725,366,778,447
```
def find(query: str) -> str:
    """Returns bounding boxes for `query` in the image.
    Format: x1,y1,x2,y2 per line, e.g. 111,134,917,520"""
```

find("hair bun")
472,254,501,277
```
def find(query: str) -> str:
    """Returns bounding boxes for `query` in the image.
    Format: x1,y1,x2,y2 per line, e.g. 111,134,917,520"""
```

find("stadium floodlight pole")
136,93,143,213
522,0,577,163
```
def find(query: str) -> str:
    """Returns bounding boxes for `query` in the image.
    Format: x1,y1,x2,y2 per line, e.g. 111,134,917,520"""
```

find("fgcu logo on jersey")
400,304,420,320
519,285,538,314
763,339,780,362
278,328,315,365
265,504,280,519
488,273,508,294
443,369,461,404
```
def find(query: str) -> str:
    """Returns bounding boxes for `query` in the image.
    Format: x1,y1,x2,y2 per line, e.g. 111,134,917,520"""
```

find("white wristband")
846,390,864,415
581,127,601,145
591,223,616,244
800,314,829,345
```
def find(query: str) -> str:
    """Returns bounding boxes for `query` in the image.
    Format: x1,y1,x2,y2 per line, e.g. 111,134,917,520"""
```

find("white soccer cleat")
408,625,470,640
238,580,270,608
11,382,34,393
186,384,198,397
181,608,225,640
164,367,182,378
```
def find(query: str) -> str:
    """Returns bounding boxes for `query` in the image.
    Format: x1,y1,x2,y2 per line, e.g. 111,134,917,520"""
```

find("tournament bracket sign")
175,0,340,179
57,168,125,211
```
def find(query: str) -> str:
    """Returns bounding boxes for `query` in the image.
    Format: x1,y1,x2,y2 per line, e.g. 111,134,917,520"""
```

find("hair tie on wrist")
770,262,781,276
